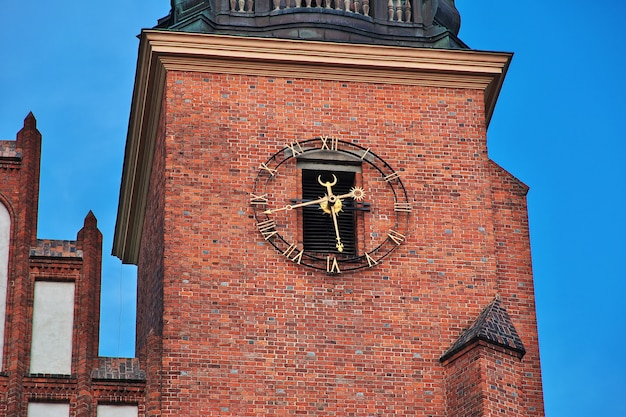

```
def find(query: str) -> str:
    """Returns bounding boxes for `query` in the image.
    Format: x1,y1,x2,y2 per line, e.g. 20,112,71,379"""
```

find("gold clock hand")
264,195,329,214
336,186,366,201
330,203,344,253
318,174,338,199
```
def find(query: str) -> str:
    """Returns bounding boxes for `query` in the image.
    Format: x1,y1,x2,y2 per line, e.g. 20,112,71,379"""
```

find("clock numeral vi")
257,219,278,240
326,256,341,274
387,229,405,246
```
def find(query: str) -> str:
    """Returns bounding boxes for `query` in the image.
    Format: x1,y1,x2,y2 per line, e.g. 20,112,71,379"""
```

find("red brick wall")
482,345,523,417
490,162,545,415
136,99,167,358
136,99,168,417
132,69,543,415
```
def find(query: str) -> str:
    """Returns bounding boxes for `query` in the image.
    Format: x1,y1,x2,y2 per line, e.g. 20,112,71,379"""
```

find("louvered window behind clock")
302,169,356,256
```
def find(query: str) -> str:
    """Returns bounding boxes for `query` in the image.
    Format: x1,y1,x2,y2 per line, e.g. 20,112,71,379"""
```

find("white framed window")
27,402,70,417
0,203,10,371
30,281,75,374
97,404,139,417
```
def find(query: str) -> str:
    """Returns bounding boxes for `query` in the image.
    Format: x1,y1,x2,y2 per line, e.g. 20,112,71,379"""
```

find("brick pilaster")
75,211,103,416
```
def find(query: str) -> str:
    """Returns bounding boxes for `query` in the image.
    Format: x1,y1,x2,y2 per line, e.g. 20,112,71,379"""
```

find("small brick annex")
0,25,545,417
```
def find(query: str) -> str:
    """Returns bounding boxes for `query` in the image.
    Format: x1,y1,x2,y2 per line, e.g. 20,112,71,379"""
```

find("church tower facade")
113,1,545,416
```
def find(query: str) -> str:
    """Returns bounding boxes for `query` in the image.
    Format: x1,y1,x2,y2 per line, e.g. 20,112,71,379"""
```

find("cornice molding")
112,30,511,263
144,30,510,88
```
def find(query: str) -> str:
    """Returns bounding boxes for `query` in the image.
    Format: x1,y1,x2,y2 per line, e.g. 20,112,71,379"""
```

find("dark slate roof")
440,298,526,362
30,239,82,258
92,357,146,381
0,141,20,159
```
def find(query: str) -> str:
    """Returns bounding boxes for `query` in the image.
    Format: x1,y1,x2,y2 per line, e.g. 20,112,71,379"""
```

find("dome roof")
158,0,466,48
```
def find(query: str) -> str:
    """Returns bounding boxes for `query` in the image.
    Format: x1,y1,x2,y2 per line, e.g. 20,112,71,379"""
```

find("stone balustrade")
230,0,414,22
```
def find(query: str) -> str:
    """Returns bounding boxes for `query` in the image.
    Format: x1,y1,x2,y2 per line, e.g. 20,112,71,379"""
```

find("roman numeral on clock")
259,162,278,176
387,229,405,245
286,140,304,156
384,171,401,182
283,243,303,264
326,256,341,274
250,193,268,205
394,202,412,212
320,135,339,151
365,252,378,267
257,219,278,240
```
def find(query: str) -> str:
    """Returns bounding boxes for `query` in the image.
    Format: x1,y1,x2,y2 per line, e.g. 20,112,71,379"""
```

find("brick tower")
113,1,545,416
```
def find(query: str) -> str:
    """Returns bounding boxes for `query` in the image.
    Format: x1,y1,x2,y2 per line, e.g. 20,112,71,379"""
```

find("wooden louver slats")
302,170,356,256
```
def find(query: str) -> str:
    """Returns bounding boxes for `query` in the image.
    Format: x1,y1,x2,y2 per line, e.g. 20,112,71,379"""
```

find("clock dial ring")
251,137,411,273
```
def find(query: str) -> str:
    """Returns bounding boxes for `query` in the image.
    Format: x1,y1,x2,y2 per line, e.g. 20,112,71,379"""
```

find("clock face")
251,136,411,273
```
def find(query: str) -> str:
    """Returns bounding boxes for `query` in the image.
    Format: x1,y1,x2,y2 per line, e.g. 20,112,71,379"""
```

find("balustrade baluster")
404,0,411,22
235,0,399,17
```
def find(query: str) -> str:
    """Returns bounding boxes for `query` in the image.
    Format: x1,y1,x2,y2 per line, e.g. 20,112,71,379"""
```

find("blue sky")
1,1,625,416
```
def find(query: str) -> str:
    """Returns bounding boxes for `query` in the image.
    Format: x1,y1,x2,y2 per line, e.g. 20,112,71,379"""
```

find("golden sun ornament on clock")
250,136,411,274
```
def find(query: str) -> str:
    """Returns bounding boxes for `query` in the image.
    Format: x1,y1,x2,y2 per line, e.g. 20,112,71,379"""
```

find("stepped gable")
441,298,527,362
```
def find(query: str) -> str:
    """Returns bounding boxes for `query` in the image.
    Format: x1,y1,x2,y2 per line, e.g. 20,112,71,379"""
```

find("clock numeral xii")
320,135,339,151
